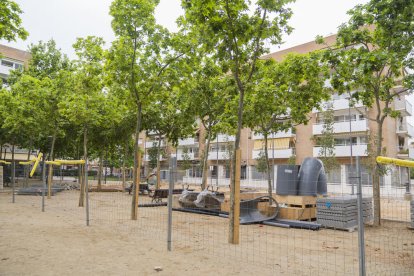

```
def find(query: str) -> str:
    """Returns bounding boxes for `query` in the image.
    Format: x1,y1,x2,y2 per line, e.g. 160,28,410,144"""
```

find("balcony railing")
313,119,368,135
252,129,295,140
313,99,365,112
313,144,368,157
178,138,198,146
252,148,295,159
145,140,165,148
394,97,412,116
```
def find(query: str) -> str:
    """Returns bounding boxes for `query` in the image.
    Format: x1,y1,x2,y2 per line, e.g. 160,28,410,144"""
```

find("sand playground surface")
0,185,413,275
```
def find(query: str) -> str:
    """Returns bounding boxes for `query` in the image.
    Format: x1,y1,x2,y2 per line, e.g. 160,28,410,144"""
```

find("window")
1,60,14,67
14,63,23,70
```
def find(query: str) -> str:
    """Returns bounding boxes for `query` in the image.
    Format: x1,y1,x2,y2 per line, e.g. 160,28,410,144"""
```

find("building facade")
0,44,35,162
142,36,413,196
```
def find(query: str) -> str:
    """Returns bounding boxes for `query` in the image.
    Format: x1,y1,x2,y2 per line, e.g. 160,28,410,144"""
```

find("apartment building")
0,44,30,86
0,44,36,162
143,36,413,195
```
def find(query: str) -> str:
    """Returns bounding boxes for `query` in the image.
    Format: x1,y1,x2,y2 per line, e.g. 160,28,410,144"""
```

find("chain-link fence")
2,157,413,275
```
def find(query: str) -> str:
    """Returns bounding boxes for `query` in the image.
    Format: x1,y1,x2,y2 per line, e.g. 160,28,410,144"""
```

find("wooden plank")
275,195,317,207
229,149,241,245
278,206,316,221
134,152,141,219
224,192,268,200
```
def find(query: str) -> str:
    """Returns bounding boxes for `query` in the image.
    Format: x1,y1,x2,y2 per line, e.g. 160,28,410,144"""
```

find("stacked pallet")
316,195,372,231
411,200,414,228
276,195,317,221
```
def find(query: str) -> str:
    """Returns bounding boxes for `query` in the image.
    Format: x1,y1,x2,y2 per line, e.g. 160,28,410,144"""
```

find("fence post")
12,160,15,203
356,156,366,276
85,159,89,226
167,157,176,251
42,159,46,212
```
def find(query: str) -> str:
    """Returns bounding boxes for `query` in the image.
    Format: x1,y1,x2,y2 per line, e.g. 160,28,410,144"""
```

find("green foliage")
255,150,268,174
287,155,296,165
315,101,338,172
318,0,414,224
147,142,159,169
0,0,28,41
180,146,192,170
319,0,414,158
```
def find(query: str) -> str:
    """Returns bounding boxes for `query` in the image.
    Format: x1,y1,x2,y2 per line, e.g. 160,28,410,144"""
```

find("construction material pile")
316,195,372,231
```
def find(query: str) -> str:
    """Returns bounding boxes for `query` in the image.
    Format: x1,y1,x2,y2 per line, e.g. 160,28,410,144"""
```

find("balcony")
313,99,365,113
397,147,410,159
176,152,197,161
145,140,165,148
313,119,368,135
215,134,235,143
143,154,165,162
252,129,295,140
208,151,232,160
0,64,11,76
252,148,294,159
394,97,412,117
313,144,368,157
178,138,198,146
396,119,414,137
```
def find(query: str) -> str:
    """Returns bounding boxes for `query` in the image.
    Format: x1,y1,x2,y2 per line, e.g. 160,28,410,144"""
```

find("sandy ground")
1,182,414,275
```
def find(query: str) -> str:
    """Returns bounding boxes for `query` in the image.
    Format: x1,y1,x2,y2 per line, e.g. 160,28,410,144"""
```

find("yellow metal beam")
19,158,37,165
0,160,11,165
45,161,62,166
55,159,85,165
376,156,414,168
30,152,43,177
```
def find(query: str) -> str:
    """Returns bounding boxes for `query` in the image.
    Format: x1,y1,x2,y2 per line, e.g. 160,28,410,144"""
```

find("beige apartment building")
0,44,36,162
143,36,413,195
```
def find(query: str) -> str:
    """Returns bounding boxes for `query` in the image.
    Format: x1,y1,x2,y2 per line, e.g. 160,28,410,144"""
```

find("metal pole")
11,160,15,203
167,157,176,251
349,102,354,195
356,156,366,276
272,133,275,191
41,158,46,212
85,160,90,226
216,135,219,186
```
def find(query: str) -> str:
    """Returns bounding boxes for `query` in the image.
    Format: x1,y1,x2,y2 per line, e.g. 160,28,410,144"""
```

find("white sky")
2,0,370,59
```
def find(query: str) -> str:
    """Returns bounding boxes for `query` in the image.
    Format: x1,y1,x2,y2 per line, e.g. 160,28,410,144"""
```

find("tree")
59,36,106,206
185,57,231,190
181,146,192,171
0,0,28,42
314,101,339,174
245,55,329,203
181,0,295,243
109,0,185,219
318,0,414,226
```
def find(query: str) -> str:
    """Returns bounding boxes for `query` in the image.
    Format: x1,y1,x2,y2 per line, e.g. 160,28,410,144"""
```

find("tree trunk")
47,133,56,199
24,145,31,188
229,85,245,244
131,102,142,220
263,133,273,203
97,153,103,191
372,120,384,226
122,143,127,190
201,130,212,190
156,133,162,189
11,144,15,194
79,128,88,207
